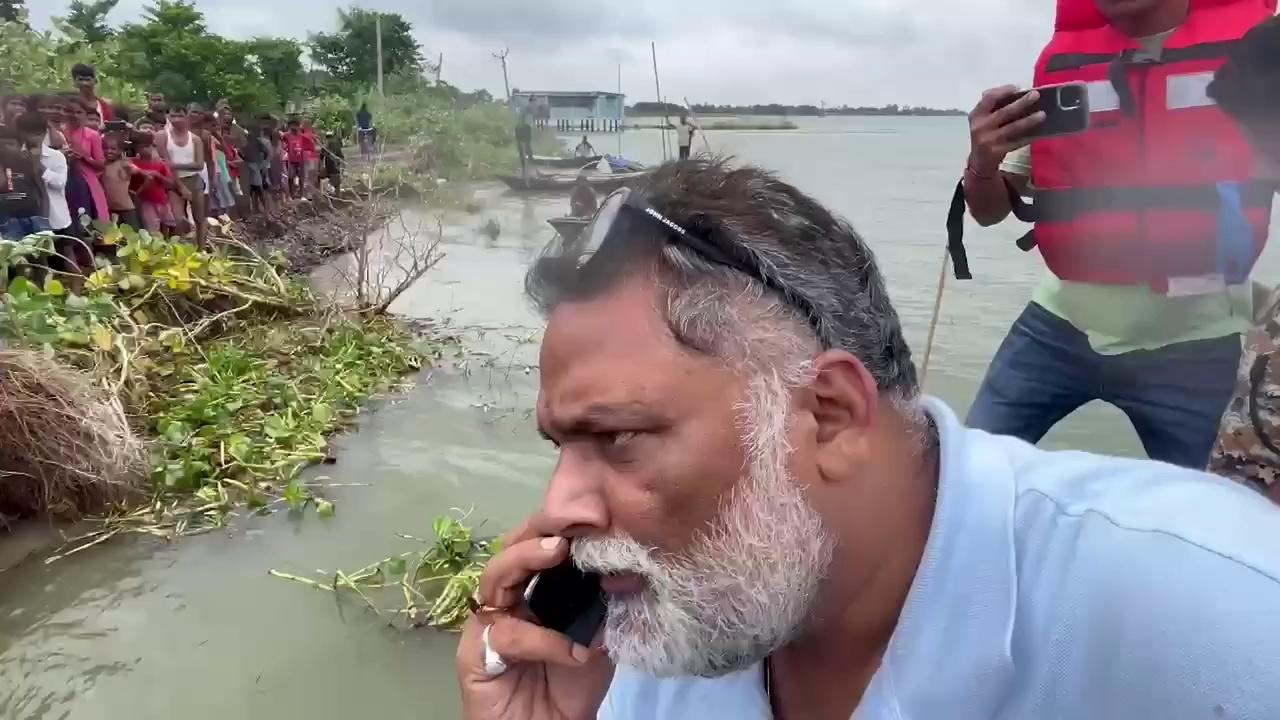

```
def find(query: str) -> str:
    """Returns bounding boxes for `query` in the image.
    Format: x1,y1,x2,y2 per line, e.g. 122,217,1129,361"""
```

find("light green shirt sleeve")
1001,145,1031,177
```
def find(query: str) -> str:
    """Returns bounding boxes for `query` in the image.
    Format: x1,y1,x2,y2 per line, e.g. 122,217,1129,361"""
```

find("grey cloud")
422,0,659,44
31,0,1066,108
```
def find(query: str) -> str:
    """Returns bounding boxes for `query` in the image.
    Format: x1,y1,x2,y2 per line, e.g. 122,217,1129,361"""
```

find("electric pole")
493,47,511,102
375,13,384,97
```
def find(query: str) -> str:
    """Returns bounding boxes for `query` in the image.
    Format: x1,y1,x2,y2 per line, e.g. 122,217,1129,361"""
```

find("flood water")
3,117,1278,718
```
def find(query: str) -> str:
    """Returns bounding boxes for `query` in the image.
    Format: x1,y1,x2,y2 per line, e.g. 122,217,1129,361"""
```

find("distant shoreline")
628,106,966,119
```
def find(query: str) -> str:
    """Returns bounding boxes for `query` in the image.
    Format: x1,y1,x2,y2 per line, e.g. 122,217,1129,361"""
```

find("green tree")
0,20,141,103
116,1,277,109
309,8,422,85
0,0,24,24
246,37,303,108
61,0,118,43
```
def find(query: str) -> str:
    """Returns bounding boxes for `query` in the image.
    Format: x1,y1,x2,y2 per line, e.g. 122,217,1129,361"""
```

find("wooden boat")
498,171,649,194
547,216,590,243
532,155,602,169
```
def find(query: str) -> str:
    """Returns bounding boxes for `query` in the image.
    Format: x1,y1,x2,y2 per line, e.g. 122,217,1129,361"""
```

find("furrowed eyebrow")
539,403,668,440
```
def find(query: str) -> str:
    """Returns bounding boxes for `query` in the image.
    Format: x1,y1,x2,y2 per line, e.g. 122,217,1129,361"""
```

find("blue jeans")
967,302,1241,468
0,216,52,240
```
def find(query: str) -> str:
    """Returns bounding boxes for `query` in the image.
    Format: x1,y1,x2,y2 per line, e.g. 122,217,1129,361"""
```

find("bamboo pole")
651,42,668,161
920,248,950,389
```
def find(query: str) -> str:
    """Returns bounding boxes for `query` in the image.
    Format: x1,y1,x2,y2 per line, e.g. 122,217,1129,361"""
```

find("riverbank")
0,192,447,560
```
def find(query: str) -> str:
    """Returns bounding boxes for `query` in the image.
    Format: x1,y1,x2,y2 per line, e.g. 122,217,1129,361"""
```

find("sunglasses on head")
576,187,825,337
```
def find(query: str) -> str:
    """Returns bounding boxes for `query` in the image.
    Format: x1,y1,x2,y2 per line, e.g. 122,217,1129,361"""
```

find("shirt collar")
870,398,1017,717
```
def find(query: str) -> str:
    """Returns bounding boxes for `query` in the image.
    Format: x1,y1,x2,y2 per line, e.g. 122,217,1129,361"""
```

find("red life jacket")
1029,0,1276,291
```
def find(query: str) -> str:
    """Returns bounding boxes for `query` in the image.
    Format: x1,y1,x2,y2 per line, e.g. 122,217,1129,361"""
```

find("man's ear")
808,349,880,453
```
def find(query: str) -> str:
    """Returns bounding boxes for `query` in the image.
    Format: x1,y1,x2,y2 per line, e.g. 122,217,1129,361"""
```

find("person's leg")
157,201,177,237
140,202,160,233
111,209,138,230
169,187,190,235
1103,334,1242,468
966,302,1101,444
187,176,208,248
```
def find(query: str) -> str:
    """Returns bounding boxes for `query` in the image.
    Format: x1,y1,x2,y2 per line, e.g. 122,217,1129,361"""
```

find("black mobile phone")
524,559,607,647
104,119,128,133
996,82,1090,139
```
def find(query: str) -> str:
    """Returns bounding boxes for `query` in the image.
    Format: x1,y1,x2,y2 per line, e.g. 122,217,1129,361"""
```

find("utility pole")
437,52,444,83
493,47,511,102
375,13,384,97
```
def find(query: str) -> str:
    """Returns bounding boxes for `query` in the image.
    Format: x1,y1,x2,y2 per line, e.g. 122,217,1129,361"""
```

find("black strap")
1032,181,1277,221
944,176,1040,279
1005,180,1039,251
946,179,974,280
1044,39,1240,72
1248,352,1280,458
1108,50,1139,116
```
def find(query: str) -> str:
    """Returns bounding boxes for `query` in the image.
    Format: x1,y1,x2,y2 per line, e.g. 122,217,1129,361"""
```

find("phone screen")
995,83,1090,139
524,559,607,647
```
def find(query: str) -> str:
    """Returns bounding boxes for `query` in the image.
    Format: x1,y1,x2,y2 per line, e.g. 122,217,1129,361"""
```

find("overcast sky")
30,0,1056,109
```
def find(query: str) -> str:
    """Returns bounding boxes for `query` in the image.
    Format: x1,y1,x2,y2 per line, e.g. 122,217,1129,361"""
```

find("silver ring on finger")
481,623,509,678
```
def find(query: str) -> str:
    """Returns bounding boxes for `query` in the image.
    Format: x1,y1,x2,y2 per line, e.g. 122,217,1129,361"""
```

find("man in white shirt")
19,113,70,233
675,111,699,159
457,158,1280,719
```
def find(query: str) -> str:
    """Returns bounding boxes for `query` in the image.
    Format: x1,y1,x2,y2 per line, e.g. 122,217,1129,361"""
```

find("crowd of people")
0,63,348,271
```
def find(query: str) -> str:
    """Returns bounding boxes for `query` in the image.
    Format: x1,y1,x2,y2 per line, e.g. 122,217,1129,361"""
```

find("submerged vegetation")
0,222,441,554
272,513,498,630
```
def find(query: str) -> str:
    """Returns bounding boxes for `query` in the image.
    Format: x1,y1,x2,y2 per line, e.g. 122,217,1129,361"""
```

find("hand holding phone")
524,559,608,647
969,85,1046,175
993,83,1090,140
457,527,614,720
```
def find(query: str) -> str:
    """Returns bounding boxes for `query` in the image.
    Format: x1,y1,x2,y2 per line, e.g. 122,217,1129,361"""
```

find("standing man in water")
455,158,1280,719
962,0,1276,468
675,110,699,160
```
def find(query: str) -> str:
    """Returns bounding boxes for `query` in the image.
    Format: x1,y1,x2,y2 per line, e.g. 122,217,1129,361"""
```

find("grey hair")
526,156,922,419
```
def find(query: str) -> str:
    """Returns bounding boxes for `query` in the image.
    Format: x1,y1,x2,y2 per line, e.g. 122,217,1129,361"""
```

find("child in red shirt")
131,137,178,234
301,118,320,191
284,117,313,198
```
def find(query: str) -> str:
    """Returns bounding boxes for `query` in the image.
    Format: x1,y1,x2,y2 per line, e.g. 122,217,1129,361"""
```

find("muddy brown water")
2,117,1278,718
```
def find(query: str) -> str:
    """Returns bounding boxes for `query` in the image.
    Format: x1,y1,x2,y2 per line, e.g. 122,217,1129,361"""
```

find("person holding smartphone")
960,0,1275,470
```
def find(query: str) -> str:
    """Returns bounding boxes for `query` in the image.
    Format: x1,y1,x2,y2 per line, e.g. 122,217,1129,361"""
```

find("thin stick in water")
920,248,949,388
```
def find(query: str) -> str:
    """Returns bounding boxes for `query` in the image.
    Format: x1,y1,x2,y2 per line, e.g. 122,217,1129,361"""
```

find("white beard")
572,374,834,678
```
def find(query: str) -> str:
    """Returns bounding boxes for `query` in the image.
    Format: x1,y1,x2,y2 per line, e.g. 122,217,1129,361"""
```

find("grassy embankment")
0,90,542,559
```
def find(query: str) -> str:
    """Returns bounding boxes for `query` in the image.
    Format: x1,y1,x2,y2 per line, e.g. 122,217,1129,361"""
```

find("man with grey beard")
456,158,1280,719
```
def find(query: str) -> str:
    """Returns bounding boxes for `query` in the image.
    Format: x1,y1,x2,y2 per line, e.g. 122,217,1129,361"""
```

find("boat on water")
498,171,650,194
531,155,602,169
547,216,590,243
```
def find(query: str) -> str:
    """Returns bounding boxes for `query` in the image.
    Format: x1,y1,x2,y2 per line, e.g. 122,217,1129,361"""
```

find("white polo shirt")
600,399,1280,719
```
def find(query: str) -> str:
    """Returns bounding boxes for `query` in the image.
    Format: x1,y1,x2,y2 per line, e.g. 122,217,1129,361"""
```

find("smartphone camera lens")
1058,86,1084,111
